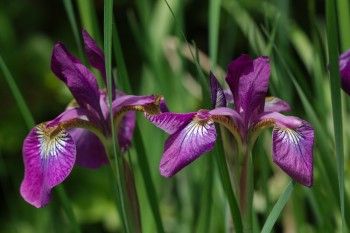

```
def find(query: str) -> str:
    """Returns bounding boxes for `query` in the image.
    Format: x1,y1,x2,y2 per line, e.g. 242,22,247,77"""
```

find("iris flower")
146,55,314,187
20,30,164,208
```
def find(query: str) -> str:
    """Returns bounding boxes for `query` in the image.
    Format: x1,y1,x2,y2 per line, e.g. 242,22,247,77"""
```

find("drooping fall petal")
257,112,314,187
51,42,103,117
158,110,216,177
146,112,196,134
20,124,76,207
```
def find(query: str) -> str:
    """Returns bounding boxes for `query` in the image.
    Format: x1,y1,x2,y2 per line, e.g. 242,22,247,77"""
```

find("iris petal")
20,124,76,207
159,112,216,177
210,71,227,108
51,43,102,117
339,49,350,95
272,118,314,187
226,55,270,126
264,96,290,113
69,128,109,168
146,112,196,134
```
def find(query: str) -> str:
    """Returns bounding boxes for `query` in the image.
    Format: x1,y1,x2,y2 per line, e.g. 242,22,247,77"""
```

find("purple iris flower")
20,30,165,208
146,55,314,187
339,49,350,95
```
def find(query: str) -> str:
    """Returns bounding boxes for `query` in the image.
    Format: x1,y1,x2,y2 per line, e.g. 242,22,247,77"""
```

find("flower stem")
239,147,253,233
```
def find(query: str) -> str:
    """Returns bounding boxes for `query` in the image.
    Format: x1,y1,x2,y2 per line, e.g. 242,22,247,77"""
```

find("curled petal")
264,96,290,113
224,89,234,105
210,71,226,108
20,124,76,207
146,112,196,134
270,115,314,187
226,55,270,125
159,110,216,177
69,128,109,168
51,43,102,117
339,49,350,95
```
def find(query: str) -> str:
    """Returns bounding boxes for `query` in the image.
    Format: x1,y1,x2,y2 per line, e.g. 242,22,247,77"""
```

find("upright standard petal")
82,29,106,78
259,112,314,187
20,124,76,207
51,43,102,117
158,110,216,177
339,49,350,95
210,71,227,108
226,55,270,126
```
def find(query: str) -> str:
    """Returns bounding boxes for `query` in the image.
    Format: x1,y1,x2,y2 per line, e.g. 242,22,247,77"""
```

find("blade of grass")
63,0,86,65
104,0,131,232
133,126,166,233
209,0,221,69
326,0,345,232
261,180,295,233
77,0,102,46
0,54,81,233
0,55,35,129
337,0,350,51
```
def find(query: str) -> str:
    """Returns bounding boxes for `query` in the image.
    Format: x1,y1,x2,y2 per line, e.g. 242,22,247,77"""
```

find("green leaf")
261,180,295,233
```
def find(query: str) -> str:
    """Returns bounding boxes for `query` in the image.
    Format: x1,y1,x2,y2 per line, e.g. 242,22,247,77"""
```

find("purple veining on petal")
339,49,350,95
146,112,196,134
20,124,76,208
224,89,234,105
51,42,103,117
69,128,109,168
264,96,290,113
159,113,216,177
272,119,314,187
210,71,227,108
226,55,270,127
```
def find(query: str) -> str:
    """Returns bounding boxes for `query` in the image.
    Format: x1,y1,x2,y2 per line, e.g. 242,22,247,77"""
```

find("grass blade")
209,0,221,68
0,55,35,129
104,0,131,232
261,180,295,233
63,0,86,64
326,0,345,231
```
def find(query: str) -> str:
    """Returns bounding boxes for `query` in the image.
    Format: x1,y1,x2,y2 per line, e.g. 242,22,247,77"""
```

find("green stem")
239,147,253,233
215,126,243,233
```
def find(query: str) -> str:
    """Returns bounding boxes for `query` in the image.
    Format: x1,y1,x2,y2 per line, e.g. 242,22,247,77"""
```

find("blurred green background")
1,0,349,232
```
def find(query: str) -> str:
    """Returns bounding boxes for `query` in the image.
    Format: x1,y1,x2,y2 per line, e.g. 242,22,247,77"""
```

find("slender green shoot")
326,0,345,231
104,0,131,232
63,0,86,65
261,180,295,233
